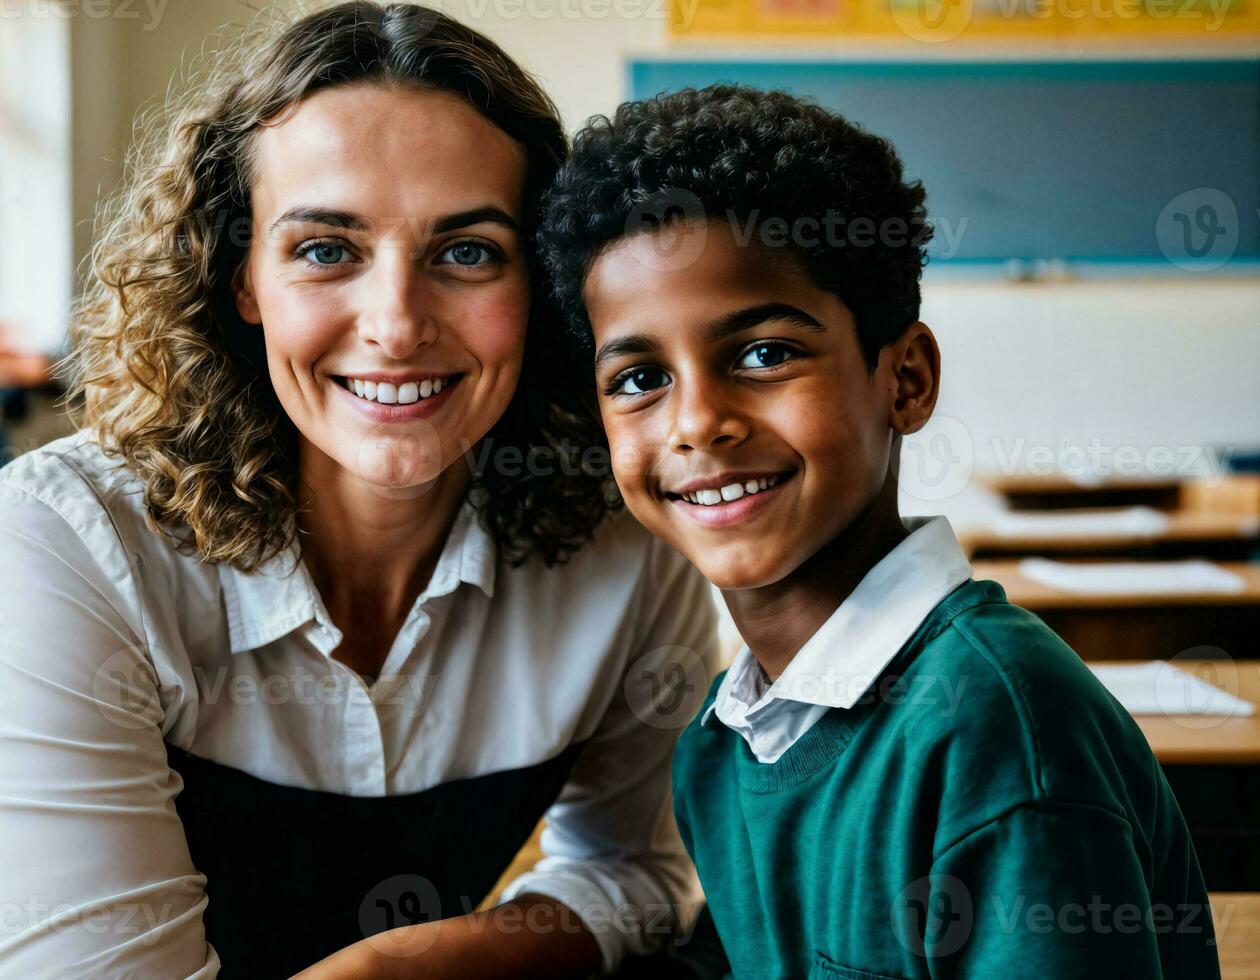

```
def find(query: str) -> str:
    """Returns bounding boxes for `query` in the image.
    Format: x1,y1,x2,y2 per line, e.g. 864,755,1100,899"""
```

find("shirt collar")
218,498,497,655
703,515,972,725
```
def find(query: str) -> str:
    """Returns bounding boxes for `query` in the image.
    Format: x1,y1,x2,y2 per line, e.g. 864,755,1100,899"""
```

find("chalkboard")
627,59,1260,268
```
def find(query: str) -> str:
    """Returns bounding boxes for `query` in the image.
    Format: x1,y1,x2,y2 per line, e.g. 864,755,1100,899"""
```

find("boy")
537,86,1220,978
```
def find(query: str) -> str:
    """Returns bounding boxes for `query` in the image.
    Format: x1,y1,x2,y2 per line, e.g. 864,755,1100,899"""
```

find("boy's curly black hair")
537,84,933,367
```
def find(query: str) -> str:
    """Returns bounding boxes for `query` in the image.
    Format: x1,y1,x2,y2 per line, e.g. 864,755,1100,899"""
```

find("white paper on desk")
991,507,1169,539
1089,661,1256,717
1018,558,1247,595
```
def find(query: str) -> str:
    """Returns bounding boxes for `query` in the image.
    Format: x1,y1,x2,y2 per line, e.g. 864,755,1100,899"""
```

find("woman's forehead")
249,83,527,227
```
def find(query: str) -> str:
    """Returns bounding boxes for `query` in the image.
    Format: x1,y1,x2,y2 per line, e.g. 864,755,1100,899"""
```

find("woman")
0,4,716,977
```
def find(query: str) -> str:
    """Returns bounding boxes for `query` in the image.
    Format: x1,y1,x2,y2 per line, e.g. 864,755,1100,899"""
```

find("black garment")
166,743,581,978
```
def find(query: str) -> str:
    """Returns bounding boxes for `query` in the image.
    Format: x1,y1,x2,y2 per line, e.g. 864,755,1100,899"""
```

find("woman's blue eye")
443,242,495,266
609,367,669,397
301,242,349,266
737,343,794,369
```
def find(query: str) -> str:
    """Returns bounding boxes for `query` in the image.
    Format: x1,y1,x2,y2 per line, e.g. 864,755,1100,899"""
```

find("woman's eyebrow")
269,207,368,234
705,302,825,340
266,205,518,236
432,206,519,234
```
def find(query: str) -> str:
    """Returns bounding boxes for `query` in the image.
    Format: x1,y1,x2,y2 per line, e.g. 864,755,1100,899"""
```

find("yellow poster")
669,0,1259,39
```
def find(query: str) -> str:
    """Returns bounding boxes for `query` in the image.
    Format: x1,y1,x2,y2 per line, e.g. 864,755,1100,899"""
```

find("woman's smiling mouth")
332,373,464,420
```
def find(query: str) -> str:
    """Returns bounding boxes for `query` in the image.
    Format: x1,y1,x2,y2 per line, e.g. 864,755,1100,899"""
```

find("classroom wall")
441,0,667,132
1,7,72,352
68,0,251,287
65,0,660,280
899,276,1260,514
64,0,1259,491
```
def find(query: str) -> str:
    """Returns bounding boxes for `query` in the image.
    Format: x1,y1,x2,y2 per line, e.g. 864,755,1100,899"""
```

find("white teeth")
342,376,452,404
679,474,786,505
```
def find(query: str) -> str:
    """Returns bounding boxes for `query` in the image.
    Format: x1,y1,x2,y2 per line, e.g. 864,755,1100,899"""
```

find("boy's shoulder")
902,580,1164,827
676,580,1165,833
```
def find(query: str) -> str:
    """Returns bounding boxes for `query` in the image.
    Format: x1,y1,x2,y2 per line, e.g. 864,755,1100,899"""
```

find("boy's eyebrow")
592,303,825,371
268,205,518,235
594,334,662,371
706,302,826,340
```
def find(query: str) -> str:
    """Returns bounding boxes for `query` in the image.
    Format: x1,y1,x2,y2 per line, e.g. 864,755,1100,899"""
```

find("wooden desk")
1089,659,1260,766
962,511,1260,561
974,560,1260,661
1212,892,1260,980
980,473,1183,512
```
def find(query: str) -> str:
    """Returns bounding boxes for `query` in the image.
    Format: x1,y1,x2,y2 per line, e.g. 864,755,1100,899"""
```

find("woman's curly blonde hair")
69,0,616,573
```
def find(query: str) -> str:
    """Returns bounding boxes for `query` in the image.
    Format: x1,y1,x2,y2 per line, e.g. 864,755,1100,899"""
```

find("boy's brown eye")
605,366,669,397
737,342,794,369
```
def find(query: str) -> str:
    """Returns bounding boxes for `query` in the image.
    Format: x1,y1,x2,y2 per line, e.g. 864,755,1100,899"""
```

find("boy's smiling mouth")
664,469,797,528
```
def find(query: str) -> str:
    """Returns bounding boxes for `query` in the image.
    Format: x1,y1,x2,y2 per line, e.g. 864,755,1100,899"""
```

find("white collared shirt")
705,517,973,764
0,433,719,977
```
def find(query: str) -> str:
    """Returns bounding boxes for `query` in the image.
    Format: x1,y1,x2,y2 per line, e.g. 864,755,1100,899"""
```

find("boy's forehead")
584,218,809,336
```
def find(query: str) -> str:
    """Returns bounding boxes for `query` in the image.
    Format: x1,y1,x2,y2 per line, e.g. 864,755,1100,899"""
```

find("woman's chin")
351,439,446,493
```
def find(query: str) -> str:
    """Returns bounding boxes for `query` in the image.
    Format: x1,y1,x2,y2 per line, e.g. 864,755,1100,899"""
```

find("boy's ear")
884,321,940,436
232,261,262,326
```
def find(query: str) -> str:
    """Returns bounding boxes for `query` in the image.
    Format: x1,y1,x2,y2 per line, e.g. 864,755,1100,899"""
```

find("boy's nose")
668,383,750,454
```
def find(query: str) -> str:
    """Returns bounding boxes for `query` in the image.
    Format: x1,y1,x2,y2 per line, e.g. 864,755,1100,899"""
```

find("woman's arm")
0,478,217,977
295,533,720,980
292,893,601,979
494,541,719,971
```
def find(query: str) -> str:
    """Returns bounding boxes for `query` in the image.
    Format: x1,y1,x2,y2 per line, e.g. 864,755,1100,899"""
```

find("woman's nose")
668,377,750,455
355,251,439,359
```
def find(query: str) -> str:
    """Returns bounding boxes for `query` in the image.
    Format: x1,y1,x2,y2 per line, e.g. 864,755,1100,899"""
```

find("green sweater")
672,579,1220,980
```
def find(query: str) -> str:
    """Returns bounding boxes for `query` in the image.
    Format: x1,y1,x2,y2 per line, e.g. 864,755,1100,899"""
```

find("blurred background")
1,0,1257,492
1,0,1259,965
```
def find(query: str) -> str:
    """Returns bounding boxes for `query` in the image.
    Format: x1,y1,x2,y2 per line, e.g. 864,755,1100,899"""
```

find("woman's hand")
291,894,602,980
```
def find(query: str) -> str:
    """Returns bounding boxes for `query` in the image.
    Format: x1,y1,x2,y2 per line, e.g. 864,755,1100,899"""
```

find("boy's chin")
687,549,795,593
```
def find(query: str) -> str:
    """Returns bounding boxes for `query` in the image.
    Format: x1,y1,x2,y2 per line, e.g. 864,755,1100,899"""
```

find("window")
0,0,72,355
